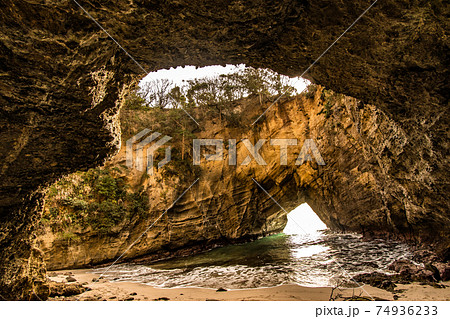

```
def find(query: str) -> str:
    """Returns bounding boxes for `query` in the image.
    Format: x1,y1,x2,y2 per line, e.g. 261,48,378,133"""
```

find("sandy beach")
47,269,450,301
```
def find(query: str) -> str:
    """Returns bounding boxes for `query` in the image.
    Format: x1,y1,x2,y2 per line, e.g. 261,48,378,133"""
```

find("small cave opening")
283,203,327,235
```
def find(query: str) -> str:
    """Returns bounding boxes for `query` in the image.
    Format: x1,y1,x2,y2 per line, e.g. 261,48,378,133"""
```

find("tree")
219,73,246,102
268,72,296,97
140,78,174,109
123,89,148,110
132,67,298,111
169,86,187,108
186,77,222,107
239,67,271,104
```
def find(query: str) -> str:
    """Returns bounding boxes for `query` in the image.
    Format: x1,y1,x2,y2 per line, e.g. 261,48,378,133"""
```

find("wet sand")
48,269,450,301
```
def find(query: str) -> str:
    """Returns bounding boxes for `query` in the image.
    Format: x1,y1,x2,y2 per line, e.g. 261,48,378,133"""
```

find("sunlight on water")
292,245,329,258
285,203,330,259
96,204,413,289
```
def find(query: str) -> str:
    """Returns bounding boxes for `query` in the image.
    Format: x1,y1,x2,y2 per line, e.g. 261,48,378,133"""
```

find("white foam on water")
95,231,412,289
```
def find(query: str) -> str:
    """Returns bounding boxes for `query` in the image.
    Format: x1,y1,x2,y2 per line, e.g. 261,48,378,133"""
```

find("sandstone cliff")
37,87,449,270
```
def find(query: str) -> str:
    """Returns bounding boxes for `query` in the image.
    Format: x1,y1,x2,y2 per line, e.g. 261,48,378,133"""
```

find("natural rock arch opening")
283,203,327,236
0,0,448,300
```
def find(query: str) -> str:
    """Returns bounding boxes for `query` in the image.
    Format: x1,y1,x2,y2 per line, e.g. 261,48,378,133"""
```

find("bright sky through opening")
283,203,327,235
141,64,310,93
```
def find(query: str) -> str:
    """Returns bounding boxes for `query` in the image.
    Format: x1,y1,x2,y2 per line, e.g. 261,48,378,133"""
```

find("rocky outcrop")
48,281,86,298
353,249,450,293
37,88,450,270
0,193,49,300
1,1,448,299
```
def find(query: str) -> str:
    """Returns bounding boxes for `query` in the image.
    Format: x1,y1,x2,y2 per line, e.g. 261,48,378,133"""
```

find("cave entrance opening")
283,203,327,235
136,64,310,108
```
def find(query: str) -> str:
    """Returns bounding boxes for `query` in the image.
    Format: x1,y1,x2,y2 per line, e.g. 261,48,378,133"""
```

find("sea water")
95,230,412,289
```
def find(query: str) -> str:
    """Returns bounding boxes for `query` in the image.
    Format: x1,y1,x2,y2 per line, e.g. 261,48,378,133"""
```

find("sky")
140,64,310,93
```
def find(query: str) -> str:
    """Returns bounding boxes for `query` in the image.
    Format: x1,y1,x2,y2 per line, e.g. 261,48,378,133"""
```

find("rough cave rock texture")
0,0,448,299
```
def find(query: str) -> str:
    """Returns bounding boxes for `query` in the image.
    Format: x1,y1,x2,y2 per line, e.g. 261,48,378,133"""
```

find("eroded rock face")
37,89,449,271
0,194,49,300
0,0,448,299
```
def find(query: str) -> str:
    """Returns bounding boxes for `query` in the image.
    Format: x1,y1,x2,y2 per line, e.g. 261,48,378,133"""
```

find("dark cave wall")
0,0,448,299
